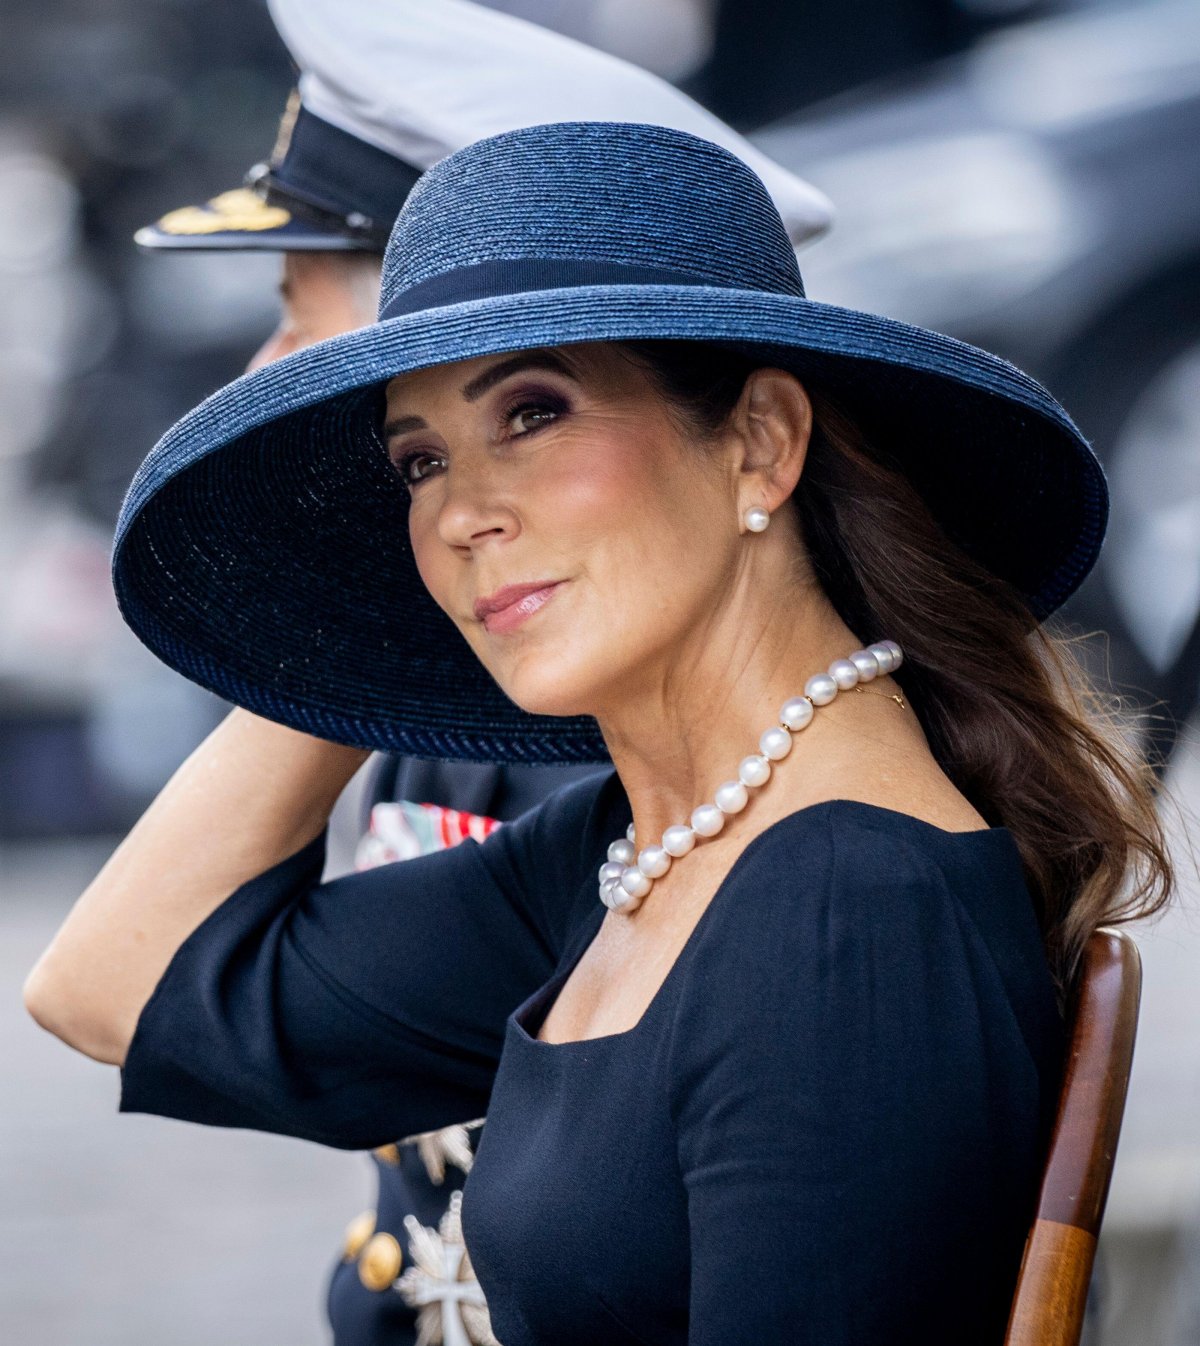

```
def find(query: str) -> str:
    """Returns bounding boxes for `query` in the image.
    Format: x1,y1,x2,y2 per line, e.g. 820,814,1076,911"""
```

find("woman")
26,122,1171,1344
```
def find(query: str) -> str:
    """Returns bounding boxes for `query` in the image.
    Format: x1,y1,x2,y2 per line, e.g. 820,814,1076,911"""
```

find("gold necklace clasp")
854,684,907,709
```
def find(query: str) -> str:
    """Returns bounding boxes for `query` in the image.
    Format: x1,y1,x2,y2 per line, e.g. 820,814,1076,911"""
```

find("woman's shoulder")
678,798,1061,1060
726,797,1031,933
731,791,1022,909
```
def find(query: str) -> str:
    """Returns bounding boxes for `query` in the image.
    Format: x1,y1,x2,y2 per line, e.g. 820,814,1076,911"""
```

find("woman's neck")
596,581,866,847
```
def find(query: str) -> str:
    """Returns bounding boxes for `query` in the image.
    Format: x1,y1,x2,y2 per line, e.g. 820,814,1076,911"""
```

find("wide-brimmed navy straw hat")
113,121,1107,765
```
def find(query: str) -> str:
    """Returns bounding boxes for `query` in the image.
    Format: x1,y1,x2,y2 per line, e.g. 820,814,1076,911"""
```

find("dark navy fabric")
376,256,802,321
256,106,423,251
119,769,1064,1344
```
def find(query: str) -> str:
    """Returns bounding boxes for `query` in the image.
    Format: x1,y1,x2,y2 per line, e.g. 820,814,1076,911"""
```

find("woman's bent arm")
22,707,370,1066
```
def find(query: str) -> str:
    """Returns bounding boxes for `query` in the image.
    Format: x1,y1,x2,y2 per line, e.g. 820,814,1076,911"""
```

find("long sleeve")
668,808,1062,1345
118,768,621,1150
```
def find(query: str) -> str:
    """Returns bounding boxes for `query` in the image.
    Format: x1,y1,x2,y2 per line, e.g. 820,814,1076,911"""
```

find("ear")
727,368,813,522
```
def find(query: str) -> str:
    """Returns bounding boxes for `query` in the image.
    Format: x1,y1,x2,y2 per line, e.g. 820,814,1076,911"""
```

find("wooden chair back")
1005,927,1143,1345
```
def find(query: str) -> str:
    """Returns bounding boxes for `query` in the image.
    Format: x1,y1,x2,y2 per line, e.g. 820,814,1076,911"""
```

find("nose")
433,460,521,553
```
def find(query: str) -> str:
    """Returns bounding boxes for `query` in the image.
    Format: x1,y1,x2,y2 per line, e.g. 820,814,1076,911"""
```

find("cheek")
576,429,718,541
537,435,673,597
307,303,368,344
542,433,636,530
550,429,730,631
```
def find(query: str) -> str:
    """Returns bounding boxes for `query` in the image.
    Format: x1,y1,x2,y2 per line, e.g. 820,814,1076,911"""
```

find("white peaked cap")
266,0,834,246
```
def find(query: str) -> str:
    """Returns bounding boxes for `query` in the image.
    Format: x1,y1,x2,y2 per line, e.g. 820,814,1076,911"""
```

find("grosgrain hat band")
378,257,806,321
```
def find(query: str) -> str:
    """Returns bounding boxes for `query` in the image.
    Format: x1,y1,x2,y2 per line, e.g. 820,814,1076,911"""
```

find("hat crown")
379,122,805,315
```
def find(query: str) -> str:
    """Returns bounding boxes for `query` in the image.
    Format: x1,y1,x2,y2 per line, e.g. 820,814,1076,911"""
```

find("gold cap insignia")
156,189,291,236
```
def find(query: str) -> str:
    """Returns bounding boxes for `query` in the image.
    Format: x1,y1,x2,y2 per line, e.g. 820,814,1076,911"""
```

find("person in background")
127,2,833,1341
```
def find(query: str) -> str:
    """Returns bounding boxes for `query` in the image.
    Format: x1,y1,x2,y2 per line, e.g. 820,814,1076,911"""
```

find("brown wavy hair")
620,339,1174,1001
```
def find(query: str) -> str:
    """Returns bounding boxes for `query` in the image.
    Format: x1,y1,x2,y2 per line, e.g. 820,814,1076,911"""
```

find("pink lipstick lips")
474,581,563,634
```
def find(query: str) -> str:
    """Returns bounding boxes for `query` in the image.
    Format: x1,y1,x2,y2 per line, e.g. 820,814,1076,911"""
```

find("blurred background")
1,0,1197,1341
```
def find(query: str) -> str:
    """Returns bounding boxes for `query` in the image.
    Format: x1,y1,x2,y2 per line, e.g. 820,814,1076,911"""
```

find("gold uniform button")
358,1231,403,1292
373,1143,401,1166
342,1210,376,1262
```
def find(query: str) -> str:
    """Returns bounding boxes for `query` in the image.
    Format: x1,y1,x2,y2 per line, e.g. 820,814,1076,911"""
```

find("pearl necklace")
598,640,904,914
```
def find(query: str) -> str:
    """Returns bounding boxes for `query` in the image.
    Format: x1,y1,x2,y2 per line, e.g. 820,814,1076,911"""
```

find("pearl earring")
744,506,770,533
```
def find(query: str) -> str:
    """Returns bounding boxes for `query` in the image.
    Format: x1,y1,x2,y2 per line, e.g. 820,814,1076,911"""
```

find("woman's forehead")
383,344,632,408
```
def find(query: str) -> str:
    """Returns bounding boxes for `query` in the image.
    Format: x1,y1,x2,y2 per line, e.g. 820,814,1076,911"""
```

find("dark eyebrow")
383,414,428,438
460,351,574,402
384,351,575,441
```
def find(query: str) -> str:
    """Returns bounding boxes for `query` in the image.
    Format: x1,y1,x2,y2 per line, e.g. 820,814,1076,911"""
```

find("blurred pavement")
1,836,371,1346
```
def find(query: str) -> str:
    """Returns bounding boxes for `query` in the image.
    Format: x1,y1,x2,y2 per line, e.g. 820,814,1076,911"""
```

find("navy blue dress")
119,769,1063,1344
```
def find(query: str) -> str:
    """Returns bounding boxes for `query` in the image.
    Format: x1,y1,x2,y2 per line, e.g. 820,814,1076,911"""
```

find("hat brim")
134,218,371,253
113,284,1107,763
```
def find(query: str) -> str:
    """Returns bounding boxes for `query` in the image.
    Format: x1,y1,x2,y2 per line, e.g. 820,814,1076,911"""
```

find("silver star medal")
397,1190,499,1346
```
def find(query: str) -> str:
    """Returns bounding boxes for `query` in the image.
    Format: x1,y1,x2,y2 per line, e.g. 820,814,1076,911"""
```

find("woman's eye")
507,400,562,435
394,451,445,488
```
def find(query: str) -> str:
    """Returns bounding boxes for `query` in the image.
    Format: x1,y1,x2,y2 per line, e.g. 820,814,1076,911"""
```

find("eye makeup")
496,385,571,437
392,448,445,489
385,366,579,490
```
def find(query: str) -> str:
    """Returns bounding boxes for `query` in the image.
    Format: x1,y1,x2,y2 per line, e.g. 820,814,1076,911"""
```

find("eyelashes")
390,385,571,489
497,385,570,434
392,448,444,489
